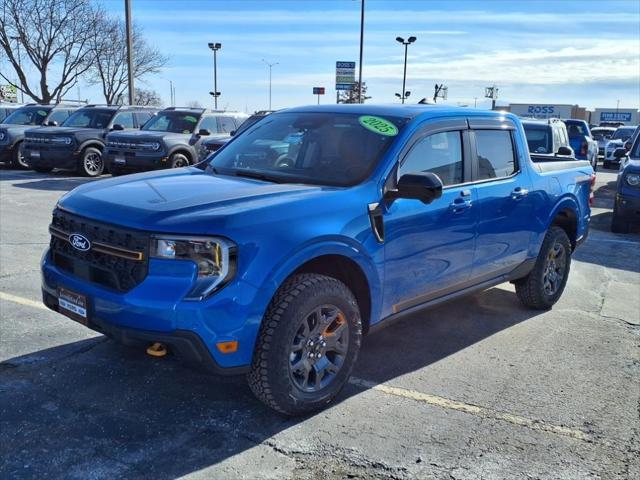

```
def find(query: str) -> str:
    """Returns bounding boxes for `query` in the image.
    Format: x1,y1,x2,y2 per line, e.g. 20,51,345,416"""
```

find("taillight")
580,141,588,156
589,173,596,207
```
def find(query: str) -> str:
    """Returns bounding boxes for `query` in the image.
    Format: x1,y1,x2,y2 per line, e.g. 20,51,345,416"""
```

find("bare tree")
185,100,203,108
134,88,162,107
338,82,371,104
87,16,168,104
0,0,102,104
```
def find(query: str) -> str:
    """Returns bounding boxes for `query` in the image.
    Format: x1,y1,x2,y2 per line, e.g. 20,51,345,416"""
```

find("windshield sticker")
358,116,398,136
184,116,197,123
37,110,47,116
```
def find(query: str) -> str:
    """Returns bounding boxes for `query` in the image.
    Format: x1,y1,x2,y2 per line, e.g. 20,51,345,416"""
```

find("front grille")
49,209,149,292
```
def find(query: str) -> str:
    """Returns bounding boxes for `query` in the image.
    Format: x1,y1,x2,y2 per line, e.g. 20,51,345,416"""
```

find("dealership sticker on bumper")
30,150,40,158
58,287,88,325
114,155,126,165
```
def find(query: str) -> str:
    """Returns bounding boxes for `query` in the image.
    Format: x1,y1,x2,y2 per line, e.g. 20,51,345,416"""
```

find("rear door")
468,117,534,281
382,119,478,316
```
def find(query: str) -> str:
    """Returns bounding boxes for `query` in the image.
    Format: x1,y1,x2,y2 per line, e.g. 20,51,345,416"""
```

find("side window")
112,112,135,129
217,116,237,134
198,116,219,133
47,110,70,124
475,130,517,180
135,112,153,127
399,131,463,186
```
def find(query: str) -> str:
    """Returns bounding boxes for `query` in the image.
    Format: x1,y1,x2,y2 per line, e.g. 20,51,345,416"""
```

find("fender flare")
77,140,105,154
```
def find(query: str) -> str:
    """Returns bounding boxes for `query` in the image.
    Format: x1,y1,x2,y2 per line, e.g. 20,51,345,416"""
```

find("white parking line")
349,377,592,443
0,292,48,311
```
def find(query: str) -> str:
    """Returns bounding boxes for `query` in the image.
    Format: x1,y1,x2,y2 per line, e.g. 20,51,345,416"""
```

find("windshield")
591,128,614,141
523,124,552,154
62,109,114,128
209,112,406,186
566,122,587,137
3,107,50,126
142,111,200,133
612,128,635,141
234,114,267,136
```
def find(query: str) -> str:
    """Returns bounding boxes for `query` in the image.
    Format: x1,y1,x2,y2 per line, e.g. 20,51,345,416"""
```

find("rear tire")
77,147,104,177
248,273,362,416
515,226,571,310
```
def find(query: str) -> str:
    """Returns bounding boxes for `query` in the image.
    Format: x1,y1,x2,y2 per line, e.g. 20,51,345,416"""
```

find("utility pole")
125,0,135,105
474,97,478,108
9,36,25,103
262,59,278,110
358,0,365,103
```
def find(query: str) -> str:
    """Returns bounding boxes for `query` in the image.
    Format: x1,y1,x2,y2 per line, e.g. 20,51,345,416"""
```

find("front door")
382,126,477,317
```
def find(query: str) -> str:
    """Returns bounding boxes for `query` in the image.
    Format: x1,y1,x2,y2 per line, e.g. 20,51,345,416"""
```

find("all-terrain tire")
169,153,190,168
515,226,572,310
11,142,29,169
77,147,104,177
247,273,362,416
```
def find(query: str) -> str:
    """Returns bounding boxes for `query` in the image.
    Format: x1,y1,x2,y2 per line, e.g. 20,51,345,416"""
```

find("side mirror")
112,124,124,131
557,146,572,156
230,130,236,137
198,128,211,136
613,147,628,159
385,172,443,204
46,120,58,127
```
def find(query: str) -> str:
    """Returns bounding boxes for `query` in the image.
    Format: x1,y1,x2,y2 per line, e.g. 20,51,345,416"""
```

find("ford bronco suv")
41,105,594,415
0,103,77,168
104,107,247,176
611,131,640,233
23,104,158,176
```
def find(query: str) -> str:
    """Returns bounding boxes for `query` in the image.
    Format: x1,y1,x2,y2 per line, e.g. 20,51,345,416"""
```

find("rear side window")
112,112,135,129
399,131,463,186
47,110,71,124
199,116,219,133
475,130,516,180
523,125,551,154
217,116,237,134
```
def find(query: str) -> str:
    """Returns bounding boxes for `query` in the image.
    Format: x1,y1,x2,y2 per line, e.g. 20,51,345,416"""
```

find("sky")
7,0,640,112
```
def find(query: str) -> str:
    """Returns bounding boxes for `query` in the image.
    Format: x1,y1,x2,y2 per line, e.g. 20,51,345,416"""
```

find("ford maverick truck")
41,105,594,415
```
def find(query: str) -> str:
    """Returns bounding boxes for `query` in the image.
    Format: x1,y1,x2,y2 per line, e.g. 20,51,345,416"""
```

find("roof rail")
163,106,207,112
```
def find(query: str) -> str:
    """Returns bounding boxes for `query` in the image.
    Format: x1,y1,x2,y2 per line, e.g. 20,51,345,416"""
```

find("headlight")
626,174,640,186
151,236,236,300
51,136,72,145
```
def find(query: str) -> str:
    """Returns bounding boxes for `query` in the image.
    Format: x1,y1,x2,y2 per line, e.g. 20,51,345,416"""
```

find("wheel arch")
547,198,579,250
168,146,195,163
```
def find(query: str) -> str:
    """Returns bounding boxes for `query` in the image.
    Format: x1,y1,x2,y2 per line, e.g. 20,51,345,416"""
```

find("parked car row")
0,103,249,177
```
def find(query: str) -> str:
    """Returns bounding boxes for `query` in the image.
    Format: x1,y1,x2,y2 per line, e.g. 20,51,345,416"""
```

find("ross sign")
600,112,632,122
336,61,356,90
313,87,325,95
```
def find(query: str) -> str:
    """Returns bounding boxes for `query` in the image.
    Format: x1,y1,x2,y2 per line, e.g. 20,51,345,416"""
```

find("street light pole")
358,0,365,103
208,43,222,109
262,59,278,110
395,36,416,104
124,0,135,105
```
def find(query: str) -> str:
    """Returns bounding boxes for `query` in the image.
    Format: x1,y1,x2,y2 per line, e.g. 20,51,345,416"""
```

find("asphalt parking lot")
0,166,638,480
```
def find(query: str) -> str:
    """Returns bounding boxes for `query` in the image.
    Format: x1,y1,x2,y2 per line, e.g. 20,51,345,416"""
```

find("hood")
58,167,348,234
623,158,640,173
606,139,624,147
25,126,104,136
203,135,231,145
0,124,32,142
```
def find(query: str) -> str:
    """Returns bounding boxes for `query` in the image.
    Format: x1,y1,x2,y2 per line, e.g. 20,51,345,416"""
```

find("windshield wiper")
233,170,283,183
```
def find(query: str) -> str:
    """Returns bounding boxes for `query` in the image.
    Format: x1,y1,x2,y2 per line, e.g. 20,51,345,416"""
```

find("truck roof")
281,104,515,121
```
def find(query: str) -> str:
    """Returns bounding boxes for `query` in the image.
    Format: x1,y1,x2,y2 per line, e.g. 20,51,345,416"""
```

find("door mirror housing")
230,130,236,137
111,124,124,131
198,128,211,136
46,120,58,127
557,146,572,156
613,147,628,159
386,172,443,204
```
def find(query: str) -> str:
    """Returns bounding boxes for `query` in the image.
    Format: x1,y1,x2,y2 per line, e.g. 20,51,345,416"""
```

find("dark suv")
23,105,158,176
104,107,247,175
0,104,77,168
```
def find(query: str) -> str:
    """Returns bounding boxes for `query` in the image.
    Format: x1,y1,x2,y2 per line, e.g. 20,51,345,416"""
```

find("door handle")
511,187,529,200
449,197,472,213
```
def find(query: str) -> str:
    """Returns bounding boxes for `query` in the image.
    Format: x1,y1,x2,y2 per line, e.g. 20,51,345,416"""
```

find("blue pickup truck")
41,105,594,415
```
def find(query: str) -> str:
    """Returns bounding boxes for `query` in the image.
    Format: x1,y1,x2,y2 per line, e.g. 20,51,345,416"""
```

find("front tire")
11,142,29,169
77,147,104,177
169,152,190,168
515,226,571,310
248,274,362,416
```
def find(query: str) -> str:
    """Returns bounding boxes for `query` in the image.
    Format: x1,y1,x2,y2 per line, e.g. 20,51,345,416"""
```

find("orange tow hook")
146,342,167,357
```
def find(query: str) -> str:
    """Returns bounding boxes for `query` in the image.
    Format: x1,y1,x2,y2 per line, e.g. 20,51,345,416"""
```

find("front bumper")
615,192,640,223
23,146,79,169
41,248,266,372
104,150,169,172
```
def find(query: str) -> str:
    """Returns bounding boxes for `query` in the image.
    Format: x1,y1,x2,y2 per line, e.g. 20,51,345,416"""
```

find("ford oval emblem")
69,233,91,251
